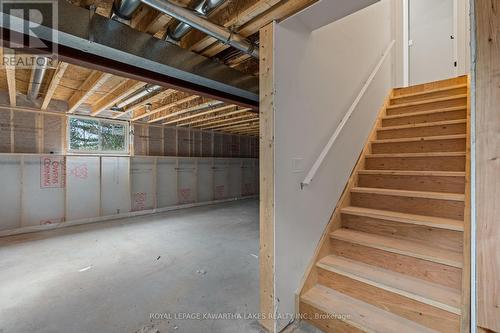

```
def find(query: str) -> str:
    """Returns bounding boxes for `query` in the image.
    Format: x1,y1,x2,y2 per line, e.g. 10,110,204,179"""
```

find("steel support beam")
0,1,259,109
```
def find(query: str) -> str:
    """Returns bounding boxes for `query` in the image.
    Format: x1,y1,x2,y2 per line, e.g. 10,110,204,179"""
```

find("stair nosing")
340,206,464,231
391,84,467,100
317,255,462,314
378,119,466,131
357,170,466,177
329,229,463,268
301,285,439,333
386,94,467,109
366,152,466,158
372,134,466,144
350,187,465,201
383,106,467,120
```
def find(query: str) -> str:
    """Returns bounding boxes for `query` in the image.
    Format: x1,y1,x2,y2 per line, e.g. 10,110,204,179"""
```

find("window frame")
67,115,130,155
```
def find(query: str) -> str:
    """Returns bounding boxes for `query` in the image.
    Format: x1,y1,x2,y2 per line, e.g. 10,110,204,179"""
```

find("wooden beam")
183,0,281,51
259,22,274,332
475,0,500,331
1,48,17,106
223,128,259,135
150,99,223,123
229,126,260,134
112,88,176,119
194,113,258,129
41,62,69,110
200,0,317,58
170,104,237,126
131,94,199,121
176,107,250,126
211,119,259,131
91,79,145,116
67,71,112,114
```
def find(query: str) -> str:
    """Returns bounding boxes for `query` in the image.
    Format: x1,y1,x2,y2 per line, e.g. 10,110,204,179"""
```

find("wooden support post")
259,22,275,333
475,1,500,332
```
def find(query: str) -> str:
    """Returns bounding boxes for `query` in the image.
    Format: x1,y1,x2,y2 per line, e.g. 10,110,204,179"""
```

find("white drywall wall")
274,0,394,328
392,0,470,87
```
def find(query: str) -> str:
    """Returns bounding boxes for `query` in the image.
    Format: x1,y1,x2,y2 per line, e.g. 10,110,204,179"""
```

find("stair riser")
382,109,466,127
317,268,461,332
390,87,468,105
357,174,466,193
377,123,466,140
330,240,462,289
351,192,464,220
300,302,364,333
365,155,466,172
387,97,467,116
342,214,463,252
393,77,467,97
372,138,466,154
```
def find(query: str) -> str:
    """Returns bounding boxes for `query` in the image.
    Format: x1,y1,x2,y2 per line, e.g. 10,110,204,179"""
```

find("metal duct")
116,84,162,109
167,0,226,42
113,0,142,20
141,0,259,58
28,56,49,101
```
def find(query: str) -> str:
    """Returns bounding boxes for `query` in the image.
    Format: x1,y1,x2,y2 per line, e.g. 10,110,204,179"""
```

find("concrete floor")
0,199,263,333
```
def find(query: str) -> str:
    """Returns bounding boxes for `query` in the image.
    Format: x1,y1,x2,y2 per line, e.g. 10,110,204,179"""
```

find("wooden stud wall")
259,23,275,333
475,0,500,332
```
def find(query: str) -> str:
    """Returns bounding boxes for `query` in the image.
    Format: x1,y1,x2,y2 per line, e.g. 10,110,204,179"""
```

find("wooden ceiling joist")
212,120,259,131
176,107,251,127
167,104,237,126
41,62,69,110
194,113,257,129
184,0,281,52
1,48,17,106
132,94,199,121
230,125,260,133
198,114,258,130
67,71,112,114
91,79,145,116
199,0,317,58
112,88,176,119
222,122,260,130
150,98,222,123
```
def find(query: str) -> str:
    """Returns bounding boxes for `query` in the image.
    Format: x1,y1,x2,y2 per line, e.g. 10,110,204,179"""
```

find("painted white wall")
274,1,394,329
394,0,471,86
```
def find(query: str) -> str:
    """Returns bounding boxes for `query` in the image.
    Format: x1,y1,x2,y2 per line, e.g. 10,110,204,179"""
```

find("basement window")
68,116,129,154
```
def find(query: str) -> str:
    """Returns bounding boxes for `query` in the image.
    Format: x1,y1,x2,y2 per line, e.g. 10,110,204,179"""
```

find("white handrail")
301,40,395,189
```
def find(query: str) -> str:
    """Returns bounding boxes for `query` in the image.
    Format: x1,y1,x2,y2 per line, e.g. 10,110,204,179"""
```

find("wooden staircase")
298,76,470,333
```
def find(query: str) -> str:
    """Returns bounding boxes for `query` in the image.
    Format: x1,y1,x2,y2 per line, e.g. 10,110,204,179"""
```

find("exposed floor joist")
41,62,69,110
67,71,112,114
91,79,145,116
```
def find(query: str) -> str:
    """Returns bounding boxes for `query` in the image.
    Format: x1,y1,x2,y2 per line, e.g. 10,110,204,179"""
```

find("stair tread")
330,229,463,268
386,94,467,109
301,285,439,333
341,206,464,231
373,134,466,144
366,151,466,158
378,119,466,131
383,106,466,120
317,255,462,314
358,169,466,177
391,84,467,100
351,187,465,201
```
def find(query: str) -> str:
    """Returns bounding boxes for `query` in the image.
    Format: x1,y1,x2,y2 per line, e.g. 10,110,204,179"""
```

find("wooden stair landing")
299,76,469,333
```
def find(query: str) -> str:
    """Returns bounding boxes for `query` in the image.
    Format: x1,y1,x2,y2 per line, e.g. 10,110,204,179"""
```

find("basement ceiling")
0,0,318,136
